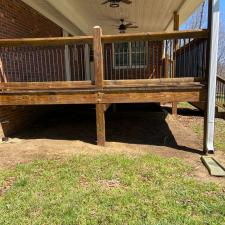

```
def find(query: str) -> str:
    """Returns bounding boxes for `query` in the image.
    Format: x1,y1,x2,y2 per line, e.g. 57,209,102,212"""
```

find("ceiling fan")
101,0,132,8
113,19,138,33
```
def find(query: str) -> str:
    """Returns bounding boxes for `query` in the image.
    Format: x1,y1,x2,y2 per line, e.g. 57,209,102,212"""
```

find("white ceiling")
22,0,204,35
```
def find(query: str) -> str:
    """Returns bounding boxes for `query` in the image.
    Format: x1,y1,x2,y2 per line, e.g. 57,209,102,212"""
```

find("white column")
205,0,220,153
63,30,71,81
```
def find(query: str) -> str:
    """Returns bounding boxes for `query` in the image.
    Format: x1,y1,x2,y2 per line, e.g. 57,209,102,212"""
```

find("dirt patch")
0,104,224,185
0,176,16,196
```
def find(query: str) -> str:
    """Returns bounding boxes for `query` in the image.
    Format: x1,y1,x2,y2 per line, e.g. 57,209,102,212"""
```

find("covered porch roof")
21,0,204,35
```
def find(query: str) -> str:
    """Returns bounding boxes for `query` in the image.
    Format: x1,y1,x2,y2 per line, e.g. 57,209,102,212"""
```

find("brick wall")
0,0,62,38
0,0,62,139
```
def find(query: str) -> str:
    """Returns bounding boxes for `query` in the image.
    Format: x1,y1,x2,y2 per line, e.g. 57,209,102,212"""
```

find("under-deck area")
0,103,206,168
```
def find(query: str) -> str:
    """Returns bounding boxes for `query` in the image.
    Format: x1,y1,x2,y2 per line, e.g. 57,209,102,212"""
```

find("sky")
181,0,225,30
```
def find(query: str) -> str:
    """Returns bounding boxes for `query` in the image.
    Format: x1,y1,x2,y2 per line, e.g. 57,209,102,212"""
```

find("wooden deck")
0,78,206,105
0,28,209,146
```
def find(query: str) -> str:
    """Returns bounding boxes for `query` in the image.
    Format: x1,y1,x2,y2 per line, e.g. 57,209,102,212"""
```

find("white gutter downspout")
205,0,220,153
63,30,71,81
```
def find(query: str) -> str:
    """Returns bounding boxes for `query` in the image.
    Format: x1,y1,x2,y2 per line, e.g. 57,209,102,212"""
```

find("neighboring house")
0,0,221,153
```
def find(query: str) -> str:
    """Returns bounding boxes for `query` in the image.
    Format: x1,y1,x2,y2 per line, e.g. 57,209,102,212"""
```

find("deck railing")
102,30,208,81
0,36,93,83
216,75,225,109
0,29,208,90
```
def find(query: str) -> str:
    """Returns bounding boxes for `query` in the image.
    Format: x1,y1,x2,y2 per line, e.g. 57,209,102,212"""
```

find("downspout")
205,0,220,153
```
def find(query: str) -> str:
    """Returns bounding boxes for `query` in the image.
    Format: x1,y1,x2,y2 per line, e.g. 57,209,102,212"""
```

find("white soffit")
22,0,204,35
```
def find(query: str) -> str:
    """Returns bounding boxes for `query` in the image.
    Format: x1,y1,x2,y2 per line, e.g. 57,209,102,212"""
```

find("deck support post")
204,0,220,154
172,11,179,116
93,26,105,146
96,104,105,146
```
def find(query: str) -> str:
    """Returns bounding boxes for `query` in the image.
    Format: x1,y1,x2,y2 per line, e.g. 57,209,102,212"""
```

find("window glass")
114,42,147,68
114,42,129,67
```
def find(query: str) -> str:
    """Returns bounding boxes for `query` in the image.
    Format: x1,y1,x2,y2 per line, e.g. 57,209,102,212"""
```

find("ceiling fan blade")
127,26,138,28
126,23,133,27
101,0,110,5
121,0,132,4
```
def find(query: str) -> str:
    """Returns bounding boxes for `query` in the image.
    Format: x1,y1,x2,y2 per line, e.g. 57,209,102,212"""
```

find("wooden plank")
0,81,94,90
0,36,93,46
217,75,225,83
100,90,207,104
102,30,208,43
104,77,205,86
96,104,105,146
172,102,178,116
0,89,207,105
201,156,225,176
93,26,104,88
0,92,97,105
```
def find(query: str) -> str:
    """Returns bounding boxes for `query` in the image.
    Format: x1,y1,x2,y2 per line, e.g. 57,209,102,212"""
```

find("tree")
184,0,225,77
218,12,225,77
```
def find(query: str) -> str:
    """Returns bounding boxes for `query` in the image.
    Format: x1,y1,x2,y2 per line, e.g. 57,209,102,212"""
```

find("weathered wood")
0,36,93,46
93,26,104,88
96,104,105,146
0,81,94,90
0,88,207,105
104,77,205,87
102,30,208,43
172,102,178,116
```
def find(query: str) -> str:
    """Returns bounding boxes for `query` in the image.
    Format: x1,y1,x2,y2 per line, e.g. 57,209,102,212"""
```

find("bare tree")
186,1,207,29
218,13,225,77
185,0,225,77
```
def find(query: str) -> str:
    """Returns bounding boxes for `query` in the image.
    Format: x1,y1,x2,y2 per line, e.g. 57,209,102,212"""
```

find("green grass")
192,118,225,152
0,155,225,225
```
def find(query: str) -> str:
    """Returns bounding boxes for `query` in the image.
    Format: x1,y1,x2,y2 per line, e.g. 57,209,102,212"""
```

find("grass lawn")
0,154,225,225
191,115,225,152
177,102,225,152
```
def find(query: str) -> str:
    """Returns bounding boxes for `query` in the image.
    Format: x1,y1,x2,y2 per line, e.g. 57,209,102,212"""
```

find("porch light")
110,1,119,7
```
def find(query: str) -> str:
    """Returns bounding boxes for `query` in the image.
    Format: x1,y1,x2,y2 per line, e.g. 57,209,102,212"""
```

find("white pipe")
205,0,220,153
63,30,71,81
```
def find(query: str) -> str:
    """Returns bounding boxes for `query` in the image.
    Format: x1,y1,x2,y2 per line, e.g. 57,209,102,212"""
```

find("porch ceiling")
22,0,204,35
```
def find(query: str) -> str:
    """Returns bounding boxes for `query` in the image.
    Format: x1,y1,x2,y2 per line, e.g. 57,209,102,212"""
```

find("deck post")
93,26,106,146
204,0,220,153
172,11,179,115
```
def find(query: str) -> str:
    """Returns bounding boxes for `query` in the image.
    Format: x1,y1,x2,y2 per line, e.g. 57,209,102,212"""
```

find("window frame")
112,41,148,69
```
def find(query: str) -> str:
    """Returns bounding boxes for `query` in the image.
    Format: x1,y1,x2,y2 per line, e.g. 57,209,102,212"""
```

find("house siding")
0,0,62,139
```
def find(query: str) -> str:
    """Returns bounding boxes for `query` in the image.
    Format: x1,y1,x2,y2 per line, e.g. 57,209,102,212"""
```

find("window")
113,41,147,68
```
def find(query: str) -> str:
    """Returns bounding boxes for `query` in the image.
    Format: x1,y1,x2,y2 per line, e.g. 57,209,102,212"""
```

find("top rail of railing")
0,30,208,46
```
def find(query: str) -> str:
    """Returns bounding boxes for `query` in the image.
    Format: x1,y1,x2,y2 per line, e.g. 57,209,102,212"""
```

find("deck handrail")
0,36,93,46
0,30,208,47
101,30,208,43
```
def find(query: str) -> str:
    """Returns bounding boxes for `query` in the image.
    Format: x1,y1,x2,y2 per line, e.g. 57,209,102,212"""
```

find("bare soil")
0,104,224,185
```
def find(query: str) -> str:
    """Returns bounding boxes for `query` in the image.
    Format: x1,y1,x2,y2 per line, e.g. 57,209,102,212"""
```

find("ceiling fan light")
110,2,119,7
